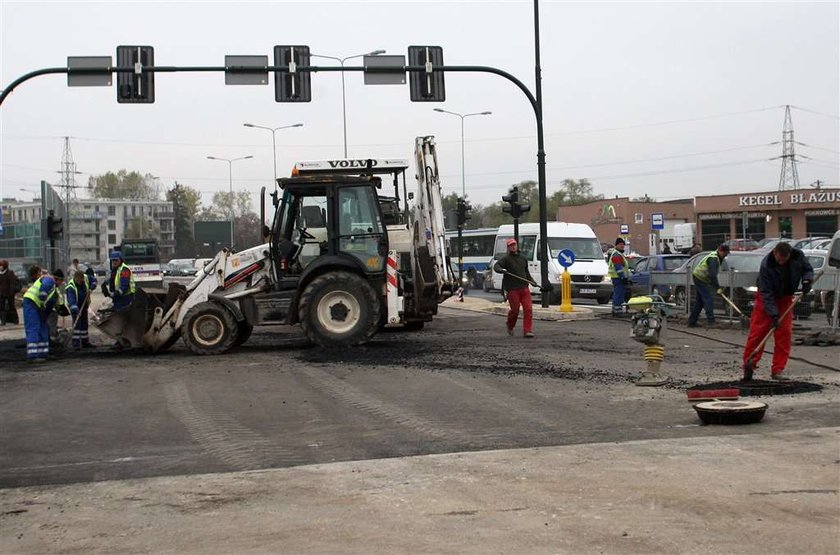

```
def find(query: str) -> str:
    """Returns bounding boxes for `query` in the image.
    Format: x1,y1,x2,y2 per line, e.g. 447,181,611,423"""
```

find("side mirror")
828,232,840,268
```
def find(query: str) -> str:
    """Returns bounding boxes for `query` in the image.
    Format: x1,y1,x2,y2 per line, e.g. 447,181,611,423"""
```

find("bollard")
559,269,573,312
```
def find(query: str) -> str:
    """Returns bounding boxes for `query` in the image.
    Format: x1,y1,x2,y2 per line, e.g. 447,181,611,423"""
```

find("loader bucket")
95,284,185,350
95,291,153,348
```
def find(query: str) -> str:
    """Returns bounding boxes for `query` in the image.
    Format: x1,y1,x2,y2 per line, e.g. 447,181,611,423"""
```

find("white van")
491,222,612,304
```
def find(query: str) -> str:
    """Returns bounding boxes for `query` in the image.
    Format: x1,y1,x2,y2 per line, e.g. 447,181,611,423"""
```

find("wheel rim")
316,290,361,335
193,313,225,346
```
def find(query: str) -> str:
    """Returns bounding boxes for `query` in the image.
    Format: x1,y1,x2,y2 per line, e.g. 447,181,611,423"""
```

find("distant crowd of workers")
1,251,137,363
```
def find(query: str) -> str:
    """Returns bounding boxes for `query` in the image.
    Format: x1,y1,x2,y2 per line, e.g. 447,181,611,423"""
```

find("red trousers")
743,293,794,375
506,287,533,334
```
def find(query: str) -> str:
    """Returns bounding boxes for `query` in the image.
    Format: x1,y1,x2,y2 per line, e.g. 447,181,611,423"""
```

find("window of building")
634,213,644,224
735,217,766,241
701,219,730,250
132,206,136,217
108,234,117,244
108,220,116,230
805,214,838,237
108,205,116,217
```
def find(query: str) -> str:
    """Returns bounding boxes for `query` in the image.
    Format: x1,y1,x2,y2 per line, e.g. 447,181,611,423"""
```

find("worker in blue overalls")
22,269,64,362
65,270,93,349
103,251,135,311
102,251,136,350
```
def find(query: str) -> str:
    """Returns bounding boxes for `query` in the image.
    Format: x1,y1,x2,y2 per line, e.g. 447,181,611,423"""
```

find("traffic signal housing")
456,197,471,228
116,45,155,103
46,210,63,240
274,45,312,102
502,186,531,219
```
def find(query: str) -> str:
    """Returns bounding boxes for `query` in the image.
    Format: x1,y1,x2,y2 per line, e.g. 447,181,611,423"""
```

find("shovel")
719,290,748,328
501,269,538,288
62,296,90,348
742,293,802,381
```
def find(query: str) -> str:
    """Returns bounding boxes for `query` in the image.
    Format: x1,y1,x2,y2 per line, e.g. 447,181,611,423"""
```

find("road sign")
620,224,629,235
364,55,406,85
557,249,575,268
651,213,664,230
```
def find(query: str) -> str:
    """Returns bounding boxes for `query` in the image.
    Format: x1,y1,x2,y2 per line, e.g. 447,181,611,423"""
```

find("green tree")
197,191,253,221
557,178,602,206
166,182,202,258
89,170,160,200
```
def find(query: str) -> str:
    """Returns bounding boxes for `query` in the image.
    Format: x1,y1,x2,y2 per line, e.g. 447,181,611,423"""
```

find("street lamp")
434,108,492,198
243,122,303,186
311,49,386,157
206,155,254,250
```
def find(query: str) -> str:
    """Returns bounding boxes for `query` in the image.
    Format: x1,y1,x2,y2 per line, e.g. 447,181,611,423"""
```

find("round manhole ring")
688,379,823,397
693,400,768,425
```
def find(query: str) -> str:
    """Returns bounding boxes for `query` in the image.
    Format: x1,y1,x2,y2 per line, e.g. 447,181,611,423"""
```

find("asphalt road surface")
1,305,838,490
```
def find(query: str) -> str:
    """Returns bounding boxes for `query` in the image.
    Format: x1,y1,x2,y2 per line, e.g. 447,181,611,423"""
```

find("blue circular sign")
557,249,576,268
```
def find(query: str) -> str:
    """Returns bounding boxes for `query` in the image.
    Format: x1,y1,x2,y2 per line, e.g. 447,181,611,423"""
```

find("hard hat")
506,238,517,247
109,251,122,261
52,269,64,280
615,237,626,246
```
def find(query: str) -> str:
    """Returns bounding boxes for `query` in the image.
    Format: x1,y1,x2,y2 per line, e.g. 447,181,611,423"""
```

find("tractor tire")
298,271,380,348
235,322,254,347
182,301,239,355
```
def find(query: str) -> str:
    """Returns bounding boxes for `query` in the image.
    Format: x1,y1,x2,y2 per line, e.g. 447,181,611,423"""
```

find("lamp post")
433,109,492,198
242,122,303,187
311,49,385,157
206,155,253,250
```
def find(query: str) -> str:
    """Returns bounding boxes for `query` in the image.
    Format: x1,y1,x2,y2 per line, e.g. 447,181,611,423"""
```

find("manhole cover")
689,380,823,397
693,400,768,425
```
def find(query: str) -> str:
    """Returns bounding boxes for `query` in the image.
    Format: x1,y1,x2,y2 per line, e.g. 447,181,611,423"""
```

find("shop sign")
738,194,782,207
789,191,839,204
804,209,838,216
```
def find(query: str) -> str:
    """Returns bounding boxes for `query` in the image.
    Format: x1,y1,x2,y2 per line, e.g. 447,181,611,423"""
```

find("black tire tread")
298,271,380,348
182,301,239,355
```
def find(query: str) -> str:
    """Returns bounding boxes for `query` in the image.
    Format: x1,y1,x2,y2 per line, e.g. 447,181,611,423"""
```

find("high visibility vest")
692,251,720,283
65,275,90,308
23,277,56,309
113,263,136,295
607,249,630,279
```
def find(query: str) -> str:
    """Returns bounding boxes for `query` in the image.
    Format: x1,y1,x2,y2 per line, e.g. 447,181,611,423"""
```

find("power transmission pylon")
57,136,83,268
777,105,800,191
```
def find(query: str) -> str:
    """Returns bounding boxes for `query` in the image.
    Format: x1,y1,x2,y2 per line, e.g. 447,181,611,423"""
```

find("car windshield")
662,257,688,271
805,254,825,269
725,254,764,272
545,237,602,260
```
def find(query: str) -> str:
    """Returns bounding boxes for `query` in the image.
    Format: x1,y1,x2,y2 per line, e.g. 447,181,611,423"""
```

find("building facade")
1,195,175,266
556,197,695,255
695,188,840,249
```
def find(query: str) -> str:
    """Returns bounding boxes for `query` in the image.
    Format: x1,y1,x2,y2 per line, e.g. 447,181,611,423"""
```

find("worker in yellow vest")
22,269,65,362
688,244,730,327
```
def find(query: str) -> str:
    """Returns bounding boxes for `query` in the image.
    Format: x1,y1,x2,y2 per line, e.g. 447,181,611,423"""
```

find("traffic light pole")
1,58,549,306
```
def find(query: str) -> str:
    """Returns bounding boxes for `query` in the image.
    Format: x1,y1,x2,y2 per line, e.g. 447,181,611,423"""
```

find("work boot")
524,331,534,338
506,327,514,336
771,372,790,381
82,342,95,349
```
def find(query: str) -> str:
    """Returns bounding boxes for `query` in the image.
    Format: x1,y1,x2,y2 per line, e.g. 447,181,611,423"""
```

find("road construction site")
0,295,838,553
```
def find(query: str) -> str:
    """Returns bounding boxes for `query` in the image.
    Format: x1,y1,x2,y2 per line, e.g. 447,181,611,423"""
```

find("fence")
649,266,840,330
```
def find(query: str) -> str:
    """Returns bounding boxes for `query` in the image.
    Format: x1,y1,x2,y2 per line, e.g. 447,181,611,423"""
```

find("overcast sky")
1,1,838,211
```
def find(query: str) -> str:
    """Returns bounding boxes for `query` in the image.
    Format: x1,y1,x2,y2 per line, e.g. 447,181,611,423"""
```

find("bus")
114,238,164,289
445,227,497,287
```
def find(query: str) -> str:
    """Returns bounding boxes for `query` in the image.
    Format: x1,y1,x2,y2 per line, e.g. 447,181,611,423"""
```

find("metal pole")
340,59,348,158
271,129,277,184
533,0,549,308
228,160,233,250
460,115,466,198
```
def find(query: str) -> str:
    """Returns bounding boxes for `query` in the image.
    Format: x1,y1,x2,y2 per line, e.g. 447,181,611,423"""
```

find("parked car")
792,236,832,250
722,238,760,251
755,237,794,252
163,262,198,277
629,254,689,301
671,250,813,319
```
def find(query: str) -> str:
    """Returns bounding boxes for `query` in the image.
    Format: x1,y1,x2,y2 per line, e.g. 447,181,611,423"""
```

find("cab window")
337,186,385,272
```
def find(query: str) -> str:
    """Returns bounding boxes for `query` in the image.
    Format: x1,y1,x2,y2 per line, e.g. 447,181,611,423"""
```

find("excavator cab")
271,175,388,280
